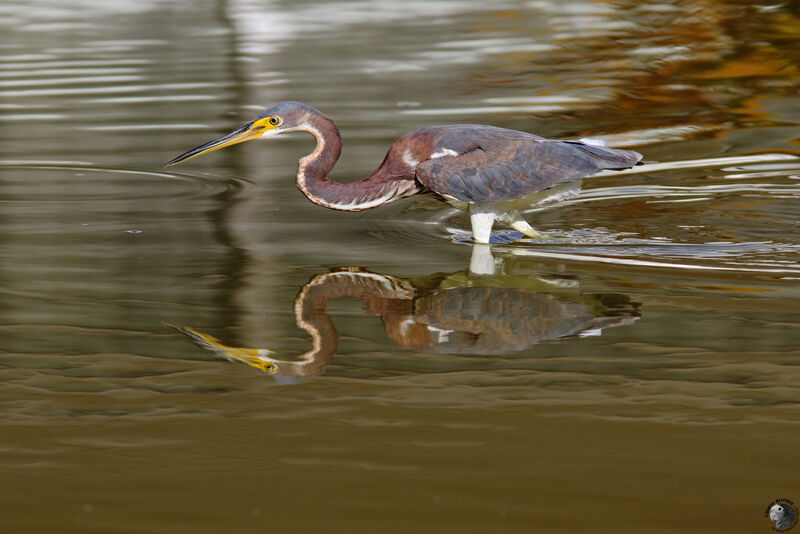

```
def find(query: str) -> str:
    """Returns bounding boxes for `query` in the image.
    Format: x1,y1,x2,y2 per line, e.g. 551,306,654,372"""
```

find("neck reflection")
171,250,640,380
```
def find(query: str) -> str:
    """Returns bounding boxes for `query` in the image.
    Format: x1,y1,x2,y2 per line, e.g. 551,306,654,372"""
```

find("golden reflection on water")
1,0,800,532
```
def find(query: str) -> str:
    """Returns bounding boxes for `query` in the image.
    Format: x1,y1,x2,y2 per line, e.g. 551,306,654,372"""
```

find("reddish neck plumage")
296,112,342,190
294,111,418,211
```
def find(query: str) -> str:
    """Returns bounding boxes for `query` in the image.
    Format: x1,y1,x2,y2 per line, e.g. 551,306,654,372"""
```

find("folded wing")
416,139,642,203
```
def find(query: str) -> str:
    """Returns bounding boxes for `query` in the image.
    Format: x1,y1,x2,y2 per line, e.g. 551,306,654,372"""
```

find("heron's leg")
469,244,496,275
469,206,496,244
499,210,545,238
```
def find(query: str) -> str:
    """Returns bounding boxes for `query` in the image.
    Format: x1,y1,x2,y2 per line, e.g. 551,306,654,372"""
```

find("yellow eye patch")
253,116,281,130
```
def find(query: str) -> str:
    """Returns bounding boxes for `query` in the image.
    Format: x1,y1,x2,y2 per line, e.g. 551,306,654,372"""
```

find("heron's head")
166,101,322,166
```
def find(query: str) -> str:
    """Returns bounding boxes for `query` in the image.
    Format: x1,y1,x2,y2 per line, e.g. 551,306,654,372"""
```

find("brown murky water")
2,1,800,532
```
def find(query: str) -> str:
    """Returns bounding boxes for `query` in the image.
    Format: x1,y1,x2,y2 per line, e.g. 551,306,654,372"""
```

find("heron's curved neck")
295,112,416,211
176,270,415,378
277,269,413,376
297,112,342,187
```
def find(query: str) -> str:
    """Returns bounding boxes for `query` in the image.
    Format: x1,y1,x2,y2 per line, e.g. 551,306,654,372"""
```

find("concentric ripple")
0,162,247,202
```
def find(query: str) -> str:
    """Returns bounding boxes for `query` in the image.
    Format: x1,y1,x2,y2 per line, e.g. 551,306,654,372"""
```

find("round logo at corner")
766,498,798,532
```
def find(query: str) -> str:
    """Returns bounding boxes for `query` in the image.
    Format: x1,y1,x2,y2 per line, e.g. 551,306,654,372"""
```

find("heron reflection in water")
170,260,639,379
167,102,642,243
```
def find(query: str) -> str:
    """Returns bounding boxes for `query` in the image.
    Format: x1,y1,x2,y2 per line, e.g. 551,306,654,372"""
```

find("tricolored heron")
167,101,642,243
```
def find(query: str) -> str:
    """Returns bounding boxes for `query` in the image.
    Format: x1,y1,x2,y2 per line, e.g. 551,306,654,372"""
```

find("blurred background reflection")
1,0,799,532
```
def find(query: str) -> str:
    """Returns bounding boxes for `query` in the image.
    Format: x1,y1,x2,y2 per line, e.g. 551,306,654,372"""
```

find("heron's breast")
439,179,582,212
503,179,583,210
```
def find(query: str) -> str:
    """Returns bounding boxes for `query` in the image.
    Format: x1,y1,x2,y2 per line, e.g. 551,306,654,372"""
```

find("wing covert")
416,139,604,203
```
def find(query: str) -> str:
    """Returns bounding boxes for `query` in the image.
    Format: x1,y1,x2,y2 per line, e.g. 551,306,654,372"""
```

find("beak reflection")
169,256,640,380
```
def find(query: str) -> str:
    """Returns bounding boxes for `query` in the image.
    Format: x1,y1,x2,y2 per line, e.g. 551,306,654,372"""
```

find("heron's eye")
269,116,281,126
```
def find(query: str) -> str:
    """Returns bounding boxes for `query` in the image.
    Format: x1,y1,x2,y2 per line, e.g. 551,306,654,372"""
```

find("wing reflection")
171,259,639,379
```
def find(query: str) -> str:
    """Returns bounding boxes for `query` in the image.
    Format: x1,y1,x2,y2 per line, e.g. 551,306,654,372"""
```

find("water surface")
1,1,799,532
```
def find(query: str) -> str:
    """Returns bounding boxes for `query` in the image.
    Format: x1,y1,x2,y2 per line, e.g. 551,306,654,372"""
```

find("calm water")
2,0,800,532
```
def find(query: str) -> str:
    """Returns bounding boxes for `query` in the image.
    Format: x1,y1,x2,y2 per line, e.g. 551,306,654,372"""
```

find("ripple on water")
0,162,247,202
0,161,248,313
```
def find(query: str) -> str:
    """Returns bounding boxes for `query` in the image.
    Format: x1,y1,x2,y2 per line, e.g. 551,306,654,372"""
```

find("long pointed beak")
165,120,267,166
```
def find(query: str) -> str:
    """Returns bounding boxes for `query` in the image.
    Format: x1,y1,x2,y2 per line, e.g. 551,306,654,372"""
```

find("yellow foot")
504,211,548,239
514,225,549,240
521,231,549,239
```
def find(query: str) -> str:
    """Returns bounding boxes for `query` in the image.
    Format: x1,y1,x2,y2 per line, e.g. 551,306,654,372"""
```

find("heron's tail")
566,140,643,170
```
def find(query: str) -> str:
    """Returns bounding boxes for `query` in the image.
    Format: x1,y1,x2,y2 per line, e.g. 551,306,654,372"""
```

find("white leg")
469,244,496,275
469,207,495,244
500,210,545,238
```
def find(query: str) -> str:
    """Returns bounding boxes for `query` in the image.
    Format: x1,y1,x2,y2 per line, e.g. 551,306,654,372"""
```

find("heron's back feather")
416,138,641,203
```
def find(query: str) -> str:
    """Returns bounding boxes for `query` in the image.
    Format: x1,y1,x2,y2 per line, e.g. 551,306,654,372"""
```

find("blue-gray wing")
416,139,641,203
